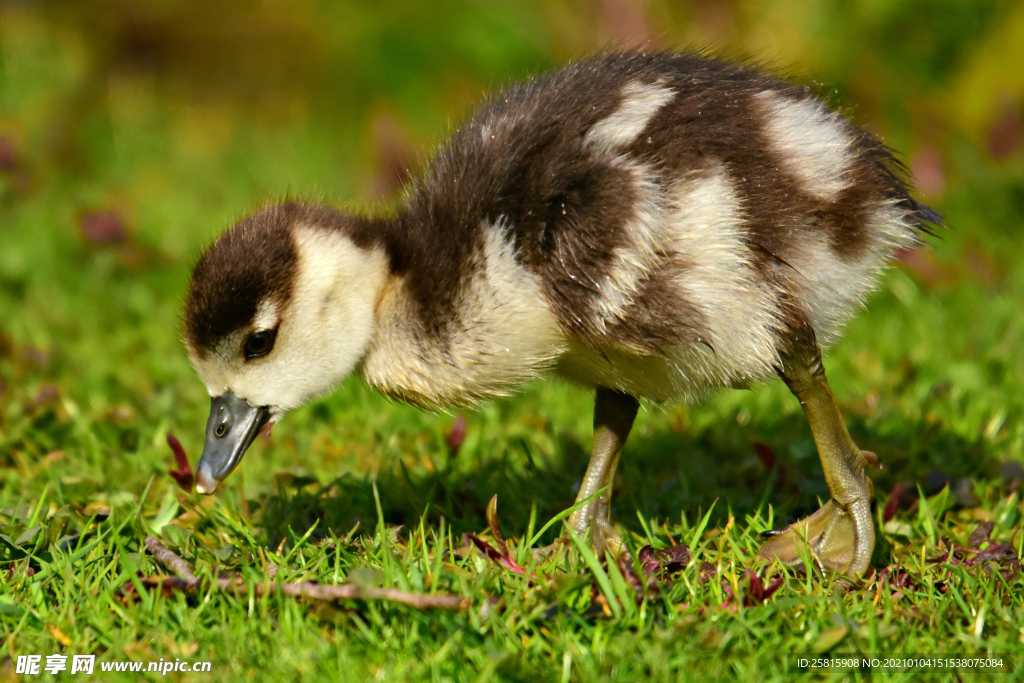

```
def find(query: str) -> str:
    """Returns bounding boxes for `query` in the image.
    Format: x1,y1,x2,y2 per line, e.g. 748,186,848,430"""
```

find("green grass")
2,2,1024,681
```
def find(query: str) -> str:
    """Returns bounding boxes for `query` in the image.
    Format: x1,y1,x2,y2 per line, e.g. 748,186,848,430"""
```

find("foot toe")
861,450,881,468
758,500,871,574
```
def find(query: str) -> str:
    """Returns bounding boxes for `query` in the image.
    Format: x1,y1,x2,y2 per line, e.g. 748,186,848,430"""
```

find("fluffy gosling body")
184,52,938,575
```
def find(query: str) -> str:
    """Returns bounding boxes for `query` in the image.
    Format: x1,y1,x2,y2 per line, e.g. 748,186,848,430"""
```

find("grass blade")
566,528,622,619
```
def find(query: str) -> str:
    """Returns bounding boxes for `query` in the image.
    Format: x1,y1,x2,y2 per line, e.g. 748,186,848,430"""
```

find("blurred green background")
2,1,1024,679
2,0,1023,541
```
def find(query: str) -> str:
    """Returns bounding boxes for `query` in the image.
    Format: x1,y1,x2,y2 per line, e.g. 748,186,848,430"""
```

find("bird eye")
244,330,276,359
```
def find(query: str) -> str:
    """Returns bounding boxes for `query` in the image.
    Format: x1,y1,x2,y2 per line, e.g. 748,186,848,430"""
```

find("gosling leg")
758,345,877,575
565,387,639,556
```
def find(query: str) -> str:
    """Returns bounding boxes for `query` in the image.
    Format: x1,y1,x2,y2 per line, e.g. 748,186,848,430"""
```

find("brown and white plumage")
184,52,937,573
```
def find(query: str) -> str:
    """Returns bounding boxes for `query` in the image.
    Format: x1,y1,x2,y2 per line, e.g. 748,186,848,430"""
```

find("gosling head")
184,202,389,493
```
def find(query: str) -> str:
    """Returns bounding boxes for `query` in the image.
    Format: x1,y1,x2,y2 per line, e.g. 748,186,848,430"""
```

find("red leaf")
987,98,1023,161
485,495,509,559
470,495,533,577
366,109,415,199
966,542,1016,567
746,570,764,602
636,544,691,577
883,486,900,523
258,420,274,443
654,545,691,574
910,145,945,195
78,209,130,246
740,570,784,606
883,482,916,523
762,576,785,601
445,415,467,457
6,561,34,581
166,433,194,492
753,442,776,470
617,552,647,593
29,382,59,408
637,545,658,575
895,247,959,288
968,522,994,548
467,534,530,576
0,136,18,172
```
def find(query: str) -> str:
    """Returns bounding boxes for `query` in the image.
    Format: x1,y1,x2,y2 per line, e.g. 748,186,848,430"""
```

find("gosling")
183,52,939,575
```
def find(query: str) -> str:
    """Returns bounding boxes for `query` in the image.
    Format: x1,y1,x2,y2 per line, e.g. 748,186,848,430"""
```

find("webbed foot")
758,494,873,574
